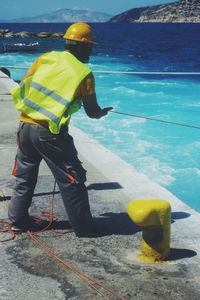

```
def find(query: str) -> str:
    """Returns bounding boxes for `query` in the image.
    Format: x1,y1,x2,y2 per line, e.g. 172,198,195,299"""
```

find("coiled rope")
0,183,126,300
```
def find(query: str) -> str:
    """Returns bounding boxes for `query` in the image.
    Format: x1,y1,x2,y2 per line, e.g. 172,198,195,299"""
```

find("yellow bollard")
127,199,171,263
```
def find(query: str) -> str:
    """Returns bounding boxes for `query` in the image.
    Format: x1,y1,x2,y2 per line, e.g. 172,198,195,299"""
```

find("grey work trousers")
8,122,94,234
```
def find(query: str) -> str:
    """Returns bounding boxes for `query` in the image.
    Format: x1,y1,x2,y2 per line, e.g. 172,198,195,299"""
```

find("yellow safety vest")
10,51,91,134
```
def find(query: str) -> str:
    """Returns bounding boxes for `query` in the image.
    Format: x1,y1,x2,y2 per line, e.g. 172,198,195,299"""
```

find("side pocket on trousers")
65,162,87,184
38,126,63,153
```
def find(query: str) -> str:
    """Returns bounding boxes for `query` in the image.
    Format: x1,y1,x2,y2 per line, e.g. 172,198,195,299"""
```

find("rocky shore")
109,0,200,23
0,29,64,38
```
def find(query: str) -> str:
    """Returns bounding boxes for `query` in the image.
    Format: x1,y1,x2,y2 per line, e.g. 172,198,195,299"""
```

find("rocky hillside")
109,0,200,23
1,8,111,23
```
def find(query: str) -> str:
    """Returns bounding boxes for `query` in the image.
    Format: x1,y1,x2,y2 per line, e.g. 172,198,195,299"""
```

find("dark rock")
35,32,52,38
0,30,64,39
50,32,64,38
15,31,33,38
4,32,14,38
109,0,200,23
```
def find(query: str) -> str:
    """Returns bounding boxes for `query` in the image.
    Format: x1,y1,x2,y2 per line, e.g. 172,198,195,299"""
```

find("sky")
0,0,177,20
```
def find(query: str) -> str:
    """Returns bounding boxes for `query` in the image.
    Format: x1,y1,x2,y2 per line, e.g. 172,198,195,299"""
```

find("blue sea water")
0,23,200,212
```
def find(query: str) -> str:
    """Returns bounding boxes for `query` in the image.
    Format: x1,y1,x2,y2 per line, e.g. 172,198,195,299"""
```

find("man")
8,22,112,237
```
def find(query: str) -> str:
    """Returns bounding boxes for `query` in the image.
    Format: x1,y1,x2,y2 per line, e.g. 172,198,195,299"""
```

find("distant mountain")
1,8,111,23
109,0,200,23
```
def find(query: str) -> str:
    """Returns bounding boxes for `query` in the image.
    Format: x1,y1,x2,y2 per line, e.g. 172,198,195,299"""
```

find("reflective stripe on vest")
31,81,70,107
11,51,91,134
19,80,70,125
24,98,60,124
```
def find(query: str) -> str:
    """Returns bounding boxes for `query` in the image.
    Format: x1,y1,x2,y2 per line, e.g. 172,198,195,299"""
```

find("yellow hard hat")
63,22,95,44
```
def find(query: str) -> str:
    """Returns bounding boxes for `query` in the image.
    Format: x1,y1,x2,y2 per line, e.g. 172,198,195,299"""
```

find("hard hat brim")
63,35,97,44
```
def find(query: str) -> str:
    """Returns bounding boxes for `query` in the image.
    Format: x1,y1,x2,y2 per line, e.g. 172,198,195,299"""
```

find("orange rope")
0,190,72,240
0,186,126,299
0,221,16,242
0,188,16,242
28,231,126,300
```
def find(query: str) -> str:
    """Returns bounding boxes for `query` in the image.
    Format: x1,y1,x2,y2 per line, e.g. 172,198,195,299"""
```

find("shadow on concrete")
33,191,60,197
47,213,141,236
87,182,123,190
50,220,72,230
0,195,10,201
0,182,123,201
172,211,191,219
171,211,191,224
0,191,61,202
168,248,197,261
94,212,141,235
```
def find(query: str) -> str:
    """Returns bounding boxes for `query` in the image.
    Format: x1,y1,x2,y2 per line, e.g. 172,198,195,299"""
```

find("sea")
0,23,200,212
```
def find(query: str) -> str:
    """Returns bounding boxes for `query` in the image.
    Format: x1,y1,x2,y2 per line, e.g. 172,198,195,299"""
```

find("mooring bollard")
127,199,171,263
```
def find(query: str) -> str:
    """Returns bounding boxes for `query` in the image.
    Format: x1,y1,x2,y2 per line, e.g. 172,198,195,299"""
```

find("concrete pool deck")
0,71,200,299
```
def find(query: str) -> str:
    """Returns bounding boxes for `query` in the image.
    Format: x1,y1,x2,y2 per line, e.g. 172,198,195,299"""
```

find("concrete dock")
0,70,200,299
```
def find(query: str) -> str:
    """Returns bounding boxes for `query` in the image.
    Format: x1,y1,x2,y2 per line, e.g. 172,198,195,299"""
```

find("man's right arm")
82,94,112,119
81,73,112,119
